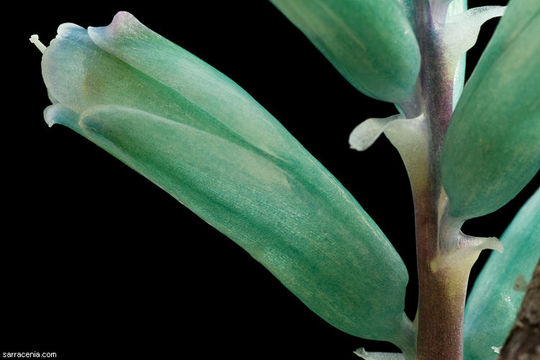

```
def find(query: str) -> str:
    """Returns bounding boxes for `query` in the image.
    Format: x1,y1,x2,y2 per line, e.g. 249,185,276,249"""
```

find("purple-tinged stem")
400,1,471,359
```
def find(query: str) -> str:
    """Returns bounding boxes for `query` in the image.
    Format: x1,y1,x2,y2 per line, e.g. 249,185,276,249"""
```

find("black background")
5,0,538,359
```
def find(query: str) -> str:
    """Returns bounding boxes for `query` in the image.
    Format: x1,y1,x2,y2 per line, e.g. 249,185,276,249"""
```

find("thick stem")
415,1,454,154
416,264,468,360
396,2,500,359
409,1,470,359
414,196,468,360
413,192,500,360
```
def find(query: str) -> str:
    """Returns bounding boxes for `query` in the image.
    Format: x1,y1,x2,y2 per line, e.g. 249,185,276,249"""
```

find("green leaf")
463,187,540,360
440,0,540,220
269,0,420,103
39,12,414,348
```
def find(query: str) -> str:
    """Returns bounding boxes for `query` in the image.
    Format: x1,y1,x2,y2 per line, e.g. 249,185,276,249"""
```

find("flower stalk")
348,1,510,357
394,1,508,359
398,2,472,360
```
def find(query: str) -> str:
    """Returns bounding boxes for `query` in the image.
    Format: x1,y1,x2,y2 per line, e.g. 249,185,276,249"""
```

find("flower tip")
56,23,86,41
109,10,137,29
29,34,46,53
44,118,56,128
88,11,139,40
349,142,365,152
43,107,57,128
43,105,81,132
114,10,135,20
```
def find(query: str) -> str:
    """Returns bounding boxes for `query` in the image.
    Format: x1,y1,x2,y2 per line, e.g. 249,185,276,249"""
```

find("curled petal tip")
43,106,57,128
84,11,137,36
107,11,138,31
44,119,56,128
43,104,81,132
87,11,142,43
113,10,136,20
56,23,87,44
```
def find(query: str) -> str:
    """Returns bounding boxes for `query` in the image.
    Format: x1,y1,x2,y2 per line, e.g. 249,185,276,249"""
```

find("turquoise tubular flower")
269,0,421,104
464,187,540,360
440,0,540,220
37,12,414,350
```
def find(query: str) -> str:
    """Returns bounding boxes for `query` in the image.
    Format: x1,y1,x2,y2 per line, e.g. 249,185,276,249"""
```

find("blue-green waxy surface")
270,0,420,103
463,188,540,360
447,0,468,108
441,0,540,220
40,12,413,347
